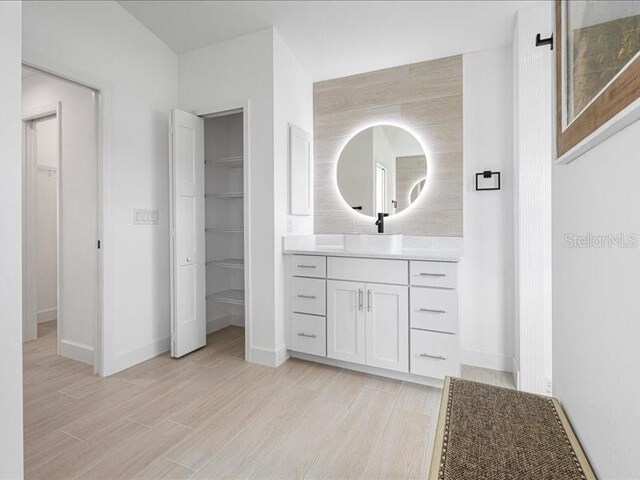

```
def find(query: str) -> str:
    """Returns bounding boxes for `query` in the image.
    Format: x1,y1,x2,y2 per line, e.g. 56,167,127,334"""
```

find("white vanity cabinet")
326,280,408,372
286,252,460,385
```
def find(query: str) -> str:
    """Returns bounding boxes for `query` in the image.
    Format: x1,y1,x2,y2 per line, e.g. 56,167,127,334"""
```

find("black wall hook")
536,33,554,50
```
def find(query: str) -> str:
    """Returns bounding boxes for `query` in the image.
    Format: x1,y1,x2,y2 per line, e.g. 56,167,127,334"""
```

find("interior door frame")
22,103,61,345
192,100,252,362
22,61,105,375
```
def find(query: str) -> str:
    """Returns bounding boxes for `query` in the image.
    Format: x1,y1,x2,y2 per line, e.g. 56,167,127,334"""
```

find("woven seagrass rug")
429,377,597,480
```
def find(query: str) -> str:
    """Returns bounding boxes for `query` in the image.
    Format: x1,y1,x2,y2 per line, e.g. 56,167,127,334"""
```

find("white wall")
23,0,179,374
460,46,515,372
273,29,314,359
0,1,24,477
553,120,640,478
33,116,59,322
179,28,278,364
23,71,98,364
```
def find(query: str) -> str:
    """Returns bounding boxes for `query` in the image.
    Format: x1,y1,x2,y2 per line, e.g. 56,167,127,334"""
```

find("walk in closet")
204,111,246,332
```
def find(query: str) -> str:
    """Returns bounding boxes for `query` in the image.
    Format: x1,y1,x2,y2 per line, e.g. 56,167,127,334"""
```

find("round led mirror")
336,125,427,217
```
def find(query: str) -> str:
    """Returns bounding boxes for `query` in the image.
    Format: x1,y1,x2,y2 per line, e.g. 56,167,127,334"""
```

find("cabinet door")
365,284,408,372
327,280,366,365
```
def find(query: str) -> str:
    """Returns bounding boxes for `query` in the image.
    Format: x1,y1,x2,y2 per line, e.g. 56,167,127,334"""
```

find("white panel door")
169,108,205,357
365,283,408,372
327,280,366,365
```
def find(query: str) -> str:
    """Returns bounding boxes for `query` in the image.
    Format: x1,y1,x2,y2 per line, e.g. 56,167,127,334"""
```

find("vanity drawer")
410,287,458,334
327,257,408,285
292,255,326,278
290,313,326,356
292,277,326,316
410,261,457,288
410,329,460,379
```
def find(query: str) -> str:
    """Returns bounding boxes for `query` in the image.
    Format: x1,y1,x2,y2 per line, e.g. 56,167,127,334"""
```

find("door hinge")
97,240,101,249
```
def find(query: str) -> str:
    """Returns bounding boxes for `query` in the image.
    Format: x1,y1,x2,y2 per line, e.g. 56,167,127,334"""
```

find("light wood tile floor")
24,321,514,479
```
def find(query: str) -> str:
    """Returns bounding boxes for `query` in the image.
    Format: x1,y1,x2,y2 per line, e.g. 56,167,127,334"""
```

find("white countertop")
282,235,462,262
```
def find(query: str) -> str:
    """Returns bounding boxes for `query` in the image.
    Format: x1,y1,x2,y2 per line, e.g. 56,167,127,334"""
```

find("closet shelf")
205,192,244,199
206,259,244,269
207,289,245,305
205,227,244,234
205,155,243,168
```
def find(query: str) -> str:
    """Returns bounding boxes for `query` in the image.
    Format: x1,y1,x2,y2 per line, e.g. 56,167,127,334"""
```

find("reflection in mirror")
336,125,427,217
410,178,426,203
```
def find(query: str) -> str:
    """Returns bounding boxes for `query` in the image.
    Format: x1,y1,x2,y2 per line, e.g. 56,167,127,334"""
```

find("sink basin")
343,233,403,254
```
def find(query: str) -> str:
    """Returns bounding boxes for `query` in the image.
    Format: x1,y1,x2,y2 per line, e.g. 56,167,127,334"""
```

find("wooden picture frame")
556,0,640,163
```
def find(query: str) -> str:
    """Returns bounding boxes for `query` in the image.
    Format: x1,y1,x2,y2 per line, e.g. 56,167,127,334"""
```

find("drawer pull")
418,308,446,314
296,294,317,299
417,273,446,277
297,332,317,338
419,353,446,360
297,264,317,268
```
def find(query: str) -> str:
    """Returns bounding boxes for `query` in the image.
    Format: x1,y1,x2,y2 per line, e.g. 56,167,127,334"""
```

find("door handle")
358,289,363,311
367,289,371,312
419,353,446,360
418,308,446,314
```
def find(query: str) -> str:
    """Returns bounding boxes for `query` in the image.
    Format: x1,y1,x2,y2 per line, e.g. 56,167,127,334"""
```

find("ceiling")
118,0,534,81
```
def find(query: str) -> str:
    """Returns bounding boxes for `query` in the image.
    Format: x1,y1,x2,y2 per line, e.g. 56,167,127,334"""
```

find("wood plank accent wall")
313,55,463,235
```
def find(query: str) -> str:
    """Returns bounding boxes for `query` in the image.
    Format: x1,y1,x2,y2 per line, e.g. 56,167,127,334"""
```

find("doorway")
169,104,250,360
22,66,100,367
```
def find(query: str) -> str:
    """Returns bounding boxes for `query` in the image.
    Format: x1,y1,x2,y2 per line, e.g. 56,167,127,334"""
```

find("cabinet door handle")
418,308,446,314
296,294,317,299
297,332,317,338
417,272,446,277
358,289,363,311
419,353,446,360
367,289,372,311
297,264,316,268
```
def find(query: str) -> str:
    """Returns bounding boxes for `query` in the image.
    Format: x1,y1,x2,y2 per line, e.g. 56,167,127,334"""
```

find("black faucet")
375,212,389,233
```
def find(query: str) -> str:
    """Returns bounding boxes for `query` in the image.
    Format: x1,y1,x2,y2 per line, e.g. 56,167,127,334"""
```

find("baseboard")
512,356,520,389
290,351,444,388
207,316,231,334
37,308,57,323
109,336,170,375
461,349,513,372
229,315,245,328
207,315,245,334
250,344,289,368
60,339,94,365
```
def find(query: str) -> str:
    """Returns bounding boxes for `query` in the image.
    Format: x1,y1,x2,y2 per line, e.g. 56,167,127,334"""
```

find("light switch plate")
133,208,159,225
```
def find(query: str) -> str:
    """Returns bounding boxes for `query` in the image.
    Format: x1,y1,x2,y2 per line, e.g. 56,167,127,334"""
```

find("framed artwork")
556,0,640,163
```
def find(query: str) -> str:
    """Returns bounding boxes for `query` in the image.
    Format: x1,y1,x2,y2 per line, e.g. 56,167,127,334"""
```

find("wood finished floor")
24,321,514,480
